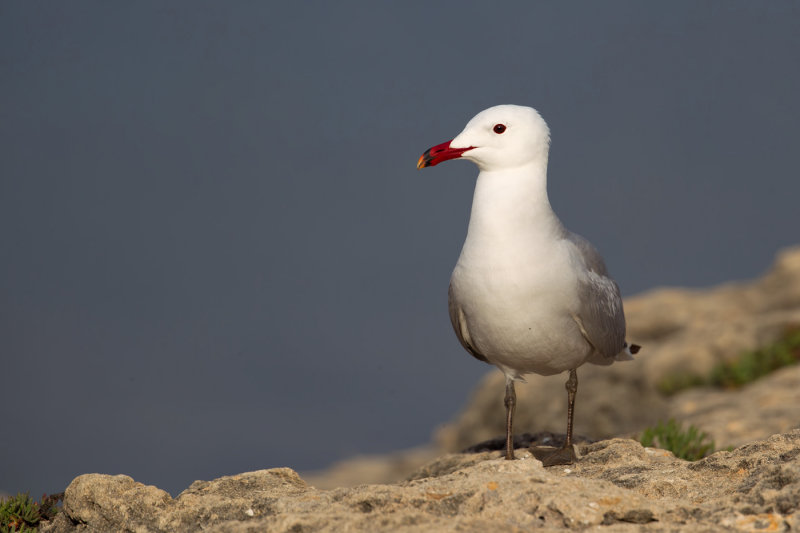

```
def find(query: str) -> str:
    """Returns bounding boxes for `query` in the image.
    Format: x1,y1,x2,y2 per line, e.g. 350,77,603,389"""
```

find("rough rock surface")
669,365,800,448
42,431,800,532
302,446,440,490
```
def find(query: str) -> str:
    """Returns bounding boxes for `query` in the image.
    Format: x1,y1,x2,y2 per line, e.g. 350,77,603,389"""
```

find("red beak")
417,140,474,169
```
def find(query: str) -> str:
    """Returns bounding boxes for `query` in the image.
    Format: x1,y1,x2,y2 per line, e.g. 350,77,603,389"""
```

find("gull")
417,105,639,465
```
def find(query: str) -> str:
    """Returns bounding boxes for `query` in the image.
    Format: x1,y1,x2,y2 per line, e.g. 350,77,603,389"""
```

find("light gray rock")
669,365,800,448
302,446,440,490
42,431,800,532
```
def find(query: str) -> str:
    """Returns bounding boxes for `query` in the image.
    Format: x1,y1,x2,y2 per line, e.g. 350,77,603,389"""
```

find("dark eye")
493,124,506,134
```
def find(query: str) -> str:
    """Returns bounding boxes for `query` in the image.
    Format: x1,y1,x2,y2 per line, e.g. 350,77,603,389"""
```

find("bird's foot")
530,444,576,466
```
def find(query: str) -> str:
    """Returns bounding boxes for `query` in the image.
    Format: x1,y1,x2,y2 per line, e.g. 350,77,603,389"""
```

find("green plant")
639,419,717,461
0,492,62,532
656,326,800,395
709,328,800,388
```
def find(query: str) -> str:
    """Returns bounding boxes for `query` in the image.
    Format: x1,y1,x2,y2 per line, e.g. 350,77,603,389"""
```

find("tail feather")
614,341,641,361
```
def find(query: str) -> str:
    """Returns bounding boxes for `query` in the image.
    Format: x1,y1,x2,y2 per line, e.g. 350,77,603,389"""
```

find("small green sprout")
639,419,717,461
709,327,800,388
657,326,800,395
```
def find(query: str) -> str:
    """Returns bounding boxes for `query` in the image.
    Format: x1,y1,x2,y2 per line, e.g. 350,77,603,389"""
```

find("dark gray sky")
2,2,799,496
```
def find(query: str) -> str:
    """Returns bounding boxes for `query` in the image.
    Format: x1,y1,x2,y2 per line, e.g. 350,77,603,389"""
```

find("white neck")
459,159,564,262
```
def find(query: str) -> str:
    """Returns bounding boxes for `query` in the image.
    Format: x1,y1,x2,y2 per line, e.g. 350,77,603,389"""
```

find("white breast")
448,165,594,377
450,237,592,377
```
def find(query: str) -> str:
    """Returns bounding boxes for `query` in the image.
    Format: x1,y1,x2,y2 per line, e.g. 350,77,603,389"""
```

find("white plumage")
418,105,639,465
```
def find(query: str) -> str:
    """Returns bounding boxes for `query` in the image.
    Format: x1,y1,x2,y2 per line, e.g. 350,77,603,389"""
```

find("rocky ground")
40,247,800,532
41,431,800,532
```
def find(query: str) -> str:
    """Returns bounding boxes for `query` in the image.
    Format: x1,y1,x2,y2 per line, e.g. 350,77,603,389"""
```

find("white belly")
450,246,593,377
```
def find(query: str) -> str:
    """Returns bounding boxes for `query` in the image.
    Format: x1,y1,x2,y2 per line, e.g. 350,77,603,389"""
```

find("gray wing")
448,283,489,364
567,232,627,358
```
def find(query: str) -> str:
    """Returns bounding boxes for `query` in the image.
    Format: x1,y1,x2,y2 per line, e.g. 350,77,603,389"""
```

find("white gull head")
418,105,551,172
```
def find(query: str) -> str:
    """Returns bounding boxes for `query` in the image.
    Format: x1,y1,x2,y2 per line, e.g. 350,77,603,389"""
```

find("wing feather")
448,283,489,364
567,232,627,358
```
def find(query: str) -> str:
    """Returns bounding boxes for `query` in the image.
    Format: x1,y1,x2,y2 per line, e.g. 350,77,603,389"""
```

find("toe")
531,445,576,466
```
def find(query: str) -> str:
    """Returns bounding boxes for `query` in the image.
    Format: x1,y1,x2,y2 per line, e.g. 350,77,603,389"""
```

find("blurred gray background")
2,2,799,496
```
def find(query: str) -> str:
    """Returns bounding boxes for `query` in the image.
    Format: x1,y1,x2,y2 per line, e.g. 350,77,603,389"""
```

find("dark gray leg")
564,368,578,449
504,378,516,460
531,368,578,466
